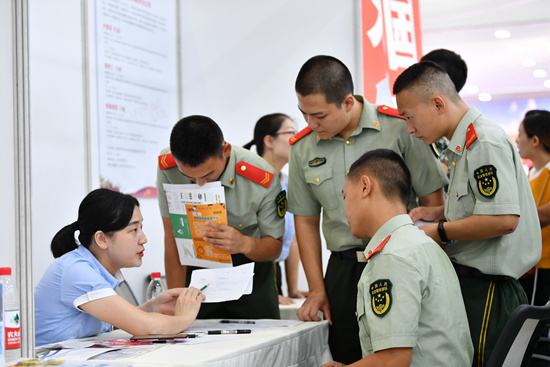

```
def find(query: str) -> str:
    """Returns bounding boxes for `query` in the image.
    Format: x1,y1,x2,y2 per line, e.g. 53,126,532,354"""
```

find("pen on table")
199,284,209,291
220,319,256,324
207,329,252,335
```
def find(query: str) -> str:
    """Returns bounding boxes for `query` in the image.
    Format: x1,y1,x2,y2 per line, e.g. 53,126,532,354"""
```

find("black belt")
452,262,512,281
332,247,366,261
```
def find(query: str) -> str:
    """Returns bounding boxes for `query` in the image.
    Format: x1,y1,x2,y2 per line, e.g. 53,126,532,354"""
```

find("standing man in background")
394,61,541,366
157,115,285,319
287,55,448,363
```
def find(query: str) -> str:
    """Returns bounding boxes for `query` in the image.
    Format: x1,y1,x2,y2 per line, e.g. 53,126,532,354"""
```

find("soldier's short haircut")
295,55,354,105
392,61,460,102
170,115,224,166
347,149,411,206
421,49,468,92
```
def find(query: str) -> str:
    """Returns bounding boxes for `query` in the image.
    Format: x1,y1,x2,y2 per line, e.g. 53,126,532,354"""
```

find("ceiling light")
463,84,479,94
533,69,547,78
522,58,536,67
494,29,511,39
544,80,550,89
478,93,492,102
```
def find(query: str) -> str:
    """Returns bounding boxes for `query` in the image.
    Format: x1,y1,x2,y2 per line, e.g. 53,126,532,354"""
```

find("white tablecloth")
93,320,331,367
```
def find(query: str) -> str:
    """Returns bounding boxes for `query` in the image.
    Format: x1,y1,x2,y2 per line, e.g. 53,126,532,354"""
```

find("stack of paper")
189,263,254,303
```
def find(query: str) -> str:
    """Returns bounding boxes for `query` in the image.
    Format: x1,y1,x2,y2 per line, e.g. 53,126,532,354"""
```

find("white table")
92,320,331,367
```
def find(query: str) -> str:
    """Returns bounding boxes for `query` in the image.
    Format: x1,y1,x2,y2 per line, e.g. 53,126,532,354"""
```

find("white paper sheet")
189,263,254,303
186,319,303,334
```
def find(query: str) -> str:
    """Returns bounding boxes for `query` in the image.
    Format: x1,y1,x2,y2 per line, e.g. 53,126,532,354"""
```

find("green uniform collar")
364,214,412,257
219,144,237,188
447,108,482,156
317,95,381,145
356,95,382,133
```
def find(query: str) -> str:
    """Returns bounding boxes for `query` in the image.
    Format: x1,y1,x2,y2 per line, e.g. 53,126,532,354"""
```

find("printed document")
163,182,232,268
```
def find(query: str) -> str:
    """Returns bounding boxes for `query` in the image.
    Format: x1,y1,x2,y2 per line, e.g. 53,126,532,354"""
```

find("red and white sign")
361,0,422,104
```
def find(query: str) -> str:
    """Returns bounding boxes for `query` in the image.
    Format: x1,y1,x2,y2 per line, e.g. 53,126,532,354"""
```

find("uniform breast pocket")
228,211,258,235
305,168,339,210
450,179,475,219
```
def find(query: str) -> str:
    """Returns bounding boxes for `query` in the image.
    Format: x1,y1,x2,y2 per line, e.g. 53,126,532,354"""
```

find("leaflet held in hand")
189,263,254,303
163,182,232,268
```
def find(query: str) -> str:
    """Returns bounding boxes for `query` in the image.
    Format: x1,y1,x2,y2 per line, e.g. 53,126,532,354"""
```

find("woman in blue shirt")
244,113,307,304
35,188,204,346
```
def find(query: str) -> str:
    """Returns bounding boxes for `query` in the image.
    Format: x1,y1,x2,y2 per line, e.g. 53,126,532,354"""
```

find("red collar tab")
158,153,177,170
465,123,478,150
235,161,273,188
377,105,405,120
289,127,313,145
366,235,391,262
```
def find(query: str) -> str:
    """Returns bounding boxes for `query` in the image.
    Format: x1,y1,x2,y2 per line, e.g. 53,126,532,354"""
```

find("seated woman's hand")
151,288,185,315
175,287,205,321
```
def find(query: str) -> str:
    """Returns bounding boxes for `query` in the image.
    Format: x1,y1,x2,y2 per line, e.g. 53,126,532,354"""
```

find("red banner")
361,0,422,104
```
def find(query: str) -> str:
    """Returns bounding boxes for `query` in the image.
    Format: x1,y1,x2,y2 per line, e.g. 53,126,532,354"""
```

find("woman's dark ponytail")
50,189,139,258
243,140,255,150
51,222,79,258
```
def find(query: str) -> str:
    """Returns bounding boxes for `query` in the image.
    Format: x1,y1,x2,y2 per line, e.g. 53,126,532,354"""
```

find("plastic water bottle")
146,272,164,301
0,267,20,362
1,282,5,367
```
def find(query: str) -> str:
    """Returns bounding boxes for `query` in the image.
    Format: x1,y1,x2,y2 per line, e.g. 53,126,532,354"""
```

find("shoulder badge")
377,105,405,120
474,165,498,198
275,190,287,218
366,235,391,262
236,161,273,188
289,127,313,145
158,153,176,170
370,279,393,317
465,123,478,150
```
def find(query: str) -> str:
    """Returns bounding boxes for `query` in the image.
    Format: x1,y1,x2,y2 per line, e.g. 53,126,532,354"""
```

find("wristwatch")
437,219,453,246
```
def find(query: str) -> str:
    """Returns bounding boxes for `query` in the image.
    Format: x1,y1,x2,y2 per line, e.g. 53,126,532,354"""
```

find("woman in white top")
244,113,307,304
35,188,204,345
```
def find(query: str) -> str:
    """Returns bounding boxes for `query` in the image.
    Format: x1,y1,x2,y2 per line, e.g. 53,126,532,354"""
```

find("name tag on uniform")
356,251,367,263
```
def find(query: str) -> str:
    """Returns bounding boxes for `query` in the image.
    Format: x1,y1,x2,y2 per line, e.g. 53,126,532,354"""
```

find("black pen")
219,320,256,324
207,329,252,335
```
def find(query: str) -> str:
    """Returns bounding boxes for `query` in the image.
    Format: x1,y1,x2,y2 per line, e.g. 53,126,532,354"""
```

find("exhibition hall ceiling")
420,0,550,99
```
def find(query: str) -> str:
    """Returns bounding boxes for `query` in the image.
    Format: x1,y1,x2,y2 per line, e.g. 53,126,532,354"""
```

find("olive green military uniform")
157,144,285,319
357,214,473,366
443,107,541,366
288,96,448,363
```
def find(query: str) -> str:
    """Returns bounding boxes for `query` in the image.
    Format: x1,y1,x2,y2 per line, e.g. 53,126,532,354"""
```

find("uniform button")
315,177,320,184
240,165,247,172
229,178,235,185
372,121,380,128
346,140,352,145
452,161,456,167
238,223,243,228
455,145,462,152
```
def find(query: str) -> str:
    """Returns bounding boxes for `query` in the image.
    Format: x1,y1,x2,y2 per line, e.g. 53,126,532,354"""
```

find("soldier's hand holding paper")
202,222,252,255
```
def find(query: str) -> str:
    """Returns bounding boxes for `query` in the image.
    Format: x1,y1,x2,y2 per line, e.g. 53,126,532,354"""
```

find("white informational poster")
163,182,234,268
88,0,179,197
